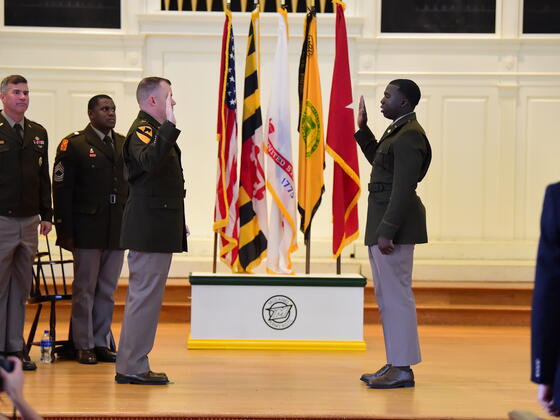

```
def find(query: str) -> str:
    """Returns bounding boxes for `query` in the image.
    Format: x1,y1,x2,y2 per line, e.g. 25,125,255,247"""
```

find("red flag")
213,9,240,270
326,0,360,258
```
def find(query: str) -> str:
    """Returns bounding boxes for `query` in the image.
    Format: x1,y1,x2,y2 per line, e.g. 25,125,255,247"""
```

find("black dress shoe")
115,371,170,385
6,351,37,371
76,349,97,364
366,366,415,389
360,364,392,383
95,347,116,362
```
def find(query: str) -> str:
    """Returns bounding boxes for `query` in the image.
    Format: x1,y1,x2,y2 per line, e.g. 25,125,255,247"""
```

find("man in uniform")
531,182,560,417
355,79,431,389
52,94,128,364
115,77,187,385
0,74,52,371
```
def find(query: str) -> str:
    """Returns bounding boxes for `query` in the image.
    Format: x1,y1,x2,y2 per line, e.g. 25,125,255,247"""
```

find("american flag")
213,10,240,270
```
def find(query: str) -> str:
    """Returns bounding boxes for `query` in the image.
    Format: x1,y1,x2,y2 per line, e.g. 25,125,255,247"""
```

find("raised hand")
357,95,368,130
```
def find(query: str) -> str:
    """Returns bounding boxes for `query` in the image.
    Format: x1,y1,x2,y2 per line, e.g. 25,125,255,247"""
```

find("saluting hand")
165,91,176,125
357,95,368,130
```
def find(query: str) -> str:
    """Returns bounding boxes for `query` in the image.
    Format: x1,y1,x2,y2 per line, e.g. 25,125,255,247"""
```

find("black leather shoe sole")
368,380,415,389
115,373,169,385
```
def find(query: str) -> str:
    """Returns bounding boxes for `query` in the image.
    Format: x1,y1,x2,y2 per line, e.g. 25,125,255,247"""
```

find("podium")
188,272,367,351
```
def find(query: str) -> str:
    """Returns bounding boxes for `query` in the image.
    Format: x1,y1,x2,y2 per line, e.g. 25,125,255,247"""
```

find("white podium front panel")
188,273,366,351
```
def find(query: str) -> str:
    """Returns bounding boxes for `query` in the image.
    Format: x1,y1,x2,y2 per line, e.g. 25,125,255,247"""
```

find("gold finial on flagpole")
291,0,296,12
164,0,171,11
319,0,326,12
192,0,198,10
178,0,184,10
206,0,212,11
241,0,248,11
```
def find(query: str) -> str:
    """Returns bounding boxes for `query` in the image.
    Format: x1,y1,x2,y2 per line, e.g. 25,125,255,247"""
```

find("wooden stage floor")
4,323,545,420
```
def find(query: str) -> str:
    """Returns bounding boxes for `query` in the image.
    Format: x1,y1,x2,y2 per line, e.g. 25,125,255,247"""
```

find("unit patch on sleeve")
136,125,153,144
54,162,64,183
60,139,69,152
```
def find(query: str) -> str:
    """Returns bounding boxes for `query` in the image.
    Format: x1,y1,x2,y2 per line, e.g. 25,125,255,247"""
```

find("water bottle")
40,330,52,363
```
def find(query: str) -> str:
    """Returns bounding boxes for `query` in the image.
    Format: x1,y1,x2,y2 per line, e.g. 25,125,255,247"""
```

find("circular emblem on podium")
262,295,297,330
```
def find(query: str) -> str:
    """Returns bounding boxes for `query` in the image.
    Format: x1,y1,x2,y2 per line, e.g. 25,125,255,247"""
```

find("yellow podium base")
188,336,367,351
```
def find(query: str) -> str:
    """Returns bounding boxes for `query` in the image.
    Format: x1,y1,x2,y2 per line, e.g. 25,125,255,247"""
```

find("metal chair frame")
25,235,73,361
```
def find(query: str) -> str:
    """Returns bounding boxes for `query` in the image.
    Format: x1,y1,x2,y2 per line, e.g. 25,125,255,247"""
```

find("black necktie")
103,135,114,150
14,123,23,143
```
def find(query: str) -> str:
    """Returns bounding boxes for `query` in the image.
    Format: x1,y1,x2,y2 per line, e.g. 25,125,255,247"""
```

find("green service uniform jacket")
0,112,52,221
354,112,431,245
52,124,128,250
120,110,187,253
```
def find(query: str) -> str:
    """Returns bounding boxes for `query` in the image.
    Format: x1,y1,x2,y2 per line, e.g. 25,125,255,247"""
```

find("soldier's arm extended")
354,126,379,164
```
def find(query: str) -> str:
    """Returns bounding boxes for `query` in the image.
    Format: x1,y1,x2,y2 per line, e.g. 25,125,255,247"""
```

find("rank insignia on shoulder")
89,147,96,157
54,162,64,182
136,125,153,144
60,139,69,151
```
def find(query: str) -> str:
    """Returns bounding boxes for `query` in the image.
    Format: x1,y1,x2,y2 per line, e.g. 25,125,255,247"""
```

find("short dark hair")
1,75,28,93
389,79,421,107
136,77,171,104
88,94,113,111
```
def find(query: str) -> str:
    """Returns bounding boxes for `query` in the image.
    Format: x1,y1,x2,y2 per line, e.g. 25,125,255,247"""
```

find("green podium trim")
189,272,366,287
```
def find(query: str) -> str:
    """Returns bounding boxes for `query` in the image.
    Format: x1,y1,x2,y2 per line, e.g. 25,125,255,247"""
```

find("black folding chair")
25,235,73,361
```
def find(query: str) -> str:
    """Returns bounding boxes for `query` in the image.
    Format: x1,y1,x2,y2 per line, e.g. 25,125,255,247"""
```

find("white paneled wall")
1,0,559,262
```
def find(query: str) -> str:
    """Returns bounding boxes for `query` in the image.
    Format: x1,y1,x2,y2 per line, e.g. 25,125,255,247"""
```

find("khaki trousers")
368,244,421,366
116,251,172,374
0,215,39,352
71,248,124,350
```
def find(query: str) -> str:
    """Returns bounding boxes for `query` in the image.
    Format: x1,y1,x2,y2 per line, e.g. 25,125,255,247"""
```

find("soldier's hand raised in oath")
357,95,368,130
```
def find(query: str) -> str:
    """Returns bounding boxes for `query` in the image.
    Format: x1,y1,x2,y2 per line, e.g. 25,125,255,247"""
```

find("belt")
369,182,392,193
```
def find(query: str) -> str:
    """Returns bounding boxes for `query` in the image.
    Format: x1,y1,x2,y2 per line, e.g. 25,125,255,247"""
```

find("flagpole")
213,233,218,273
336,255,341,274
305,227,311,274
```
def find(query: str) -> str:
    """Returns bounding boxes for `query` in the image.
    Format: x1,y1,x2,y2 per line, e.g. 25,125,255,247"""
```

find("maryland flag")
238,8,267,273
326,0,360,258
297,6,324,237
266,8,297,274
213,9,239,270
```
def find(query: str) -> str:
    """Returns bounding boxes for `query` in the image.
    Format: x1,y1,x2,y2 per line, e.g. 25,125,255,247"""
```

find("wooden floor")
4,323,546,420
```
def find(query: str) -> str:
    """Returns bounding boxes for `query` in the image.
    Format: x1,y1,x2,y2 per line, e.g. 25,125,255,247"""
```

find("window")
5,0,120,29
381,0,496,33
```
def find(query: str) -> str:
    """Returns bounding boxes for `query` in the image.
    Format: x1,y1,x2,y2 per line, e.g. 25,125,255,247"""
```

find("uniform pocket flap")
149,197,182,210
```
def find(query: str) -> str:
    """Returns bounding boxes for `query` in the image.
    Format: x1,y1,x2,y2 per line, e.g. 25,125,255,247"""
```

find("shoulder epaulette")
58,131,82,152
25,119,44,129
